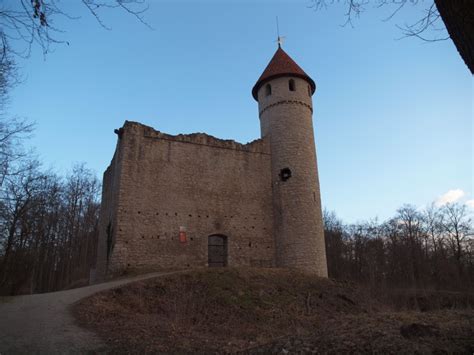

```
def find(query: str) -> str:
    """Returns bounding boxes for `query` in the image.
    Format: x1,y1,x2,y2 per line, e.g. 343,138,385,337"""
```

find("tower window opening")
265,84,272,96
289,79,295,91
308,85,311,97
279,168,292,182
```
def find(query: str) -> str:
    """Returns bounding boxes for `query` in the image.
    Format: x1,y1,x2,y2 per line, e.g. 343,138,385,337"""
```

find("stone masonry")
96,46,328,280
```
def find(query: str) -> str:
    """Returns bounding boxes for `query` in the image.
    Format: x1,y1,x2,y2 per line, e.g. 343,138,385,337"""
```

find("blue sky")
8,0,472,223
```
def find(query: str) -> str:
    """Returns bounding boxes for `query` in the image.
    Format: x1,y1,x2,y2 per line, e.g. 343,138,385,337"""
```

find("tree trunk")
435,0,474,73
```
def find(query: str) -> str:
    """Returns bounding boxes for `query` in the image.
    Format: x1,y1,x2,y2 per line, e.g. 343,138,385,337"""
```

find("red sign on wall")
179,226,187,243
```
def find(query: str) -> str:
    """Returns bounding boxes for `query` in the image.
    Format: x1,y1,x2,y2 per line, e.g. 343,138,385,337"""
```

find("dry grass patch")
73,268,473,354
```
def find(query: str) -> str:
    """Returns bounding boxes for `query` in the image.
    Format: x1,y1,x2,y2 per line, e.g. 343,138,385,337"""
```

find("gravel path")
0,271,178,354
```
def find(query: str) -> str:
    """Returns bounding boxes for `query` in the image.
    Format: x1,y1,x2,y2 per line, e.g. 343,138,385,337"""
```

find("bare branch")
396,3,449,42
0,0,151,58
308,0,449,41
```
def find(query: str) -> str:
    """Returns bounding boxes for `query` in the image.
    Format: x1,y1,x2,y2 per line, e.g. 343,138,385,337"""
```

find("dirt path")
0,271,178,354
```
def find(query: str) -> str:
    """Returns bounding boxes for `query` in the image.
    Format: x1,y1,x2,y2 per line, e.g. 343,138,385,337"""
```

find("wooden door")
208,235,227,267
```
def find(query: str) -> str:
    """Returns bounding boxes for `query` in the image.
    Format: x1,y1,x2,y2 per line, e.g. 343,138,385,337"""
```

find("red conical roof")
252,46,315,100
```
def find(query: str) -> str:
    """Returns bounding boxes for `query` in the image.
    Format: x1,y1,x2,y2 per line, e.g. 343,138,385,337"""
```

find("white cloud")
435,189,465,206
466,199,474,209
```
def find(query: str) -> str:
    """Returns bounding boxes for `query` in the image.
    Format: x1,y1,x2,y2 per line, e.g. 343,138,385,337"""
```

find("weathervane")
276,16,285,48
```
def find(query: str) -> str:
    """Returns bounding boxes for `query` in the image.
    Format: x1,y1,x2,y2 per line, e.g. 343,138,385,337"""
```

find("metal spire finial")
276,16,285,48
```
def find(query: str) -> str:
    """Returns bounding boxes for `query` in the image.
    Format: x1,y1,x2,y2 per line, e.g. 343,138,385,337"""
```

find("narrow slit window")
308,85,311,97
289,79,295,91
265,84,272,96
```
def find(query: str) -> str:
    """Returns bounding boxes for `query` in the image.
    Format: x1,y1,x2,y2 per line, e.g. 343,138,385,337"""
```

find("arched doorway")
208,234,228,267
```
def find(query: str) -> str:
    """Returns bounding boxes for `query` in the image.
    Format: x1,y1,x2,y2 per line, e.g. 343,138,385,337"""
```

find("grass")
73,268,474,354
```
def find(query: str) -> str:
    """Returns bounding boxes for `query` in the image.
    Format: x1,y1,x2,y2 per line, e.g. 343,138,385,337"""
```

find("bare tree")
323,201,473,293
441,203,472,279
323,209,347,279
308,0,474,73
0,43,34,188
0,0,150,58
0,161,100,295
0,160,43,293
395,205,426,288
423,203,445,284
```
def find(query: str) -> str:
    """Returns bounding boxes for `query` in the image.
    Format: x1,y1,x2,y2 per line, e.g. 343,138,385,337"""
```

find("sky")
8,0,473,223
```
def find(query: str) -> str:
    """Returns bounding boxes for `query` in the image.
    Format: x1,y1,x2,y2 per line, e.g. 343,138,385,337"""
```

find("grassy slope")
73,268,474,354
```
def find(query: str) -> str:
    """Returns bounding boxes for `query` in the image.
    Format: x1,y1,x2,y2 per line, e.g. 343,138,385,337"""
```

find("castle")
96,45,328,280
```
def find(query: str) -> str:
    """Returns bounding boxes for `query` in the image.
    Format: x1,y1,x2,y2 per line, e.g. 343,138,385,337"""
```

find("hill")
73,268,473,353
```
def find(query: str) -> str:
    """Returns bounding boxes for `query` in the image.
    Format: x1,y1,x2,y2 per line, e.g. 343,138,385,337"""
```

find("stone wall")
96,142,124,280
100,121,275,276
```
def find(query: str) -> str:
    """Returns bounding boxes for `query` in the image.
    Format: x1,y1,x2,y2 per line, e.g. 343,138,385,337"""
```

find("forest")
0,162,99,295
324,204,473,293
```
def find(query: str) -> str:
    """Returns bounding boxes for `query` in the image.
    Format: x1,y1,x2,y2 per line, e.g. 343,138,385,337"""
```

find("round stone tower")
252,45,328,277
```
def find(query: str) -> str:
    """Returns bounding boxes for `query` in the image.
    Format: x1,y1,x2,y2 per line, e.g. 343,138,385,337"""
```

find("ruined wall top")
116,121,270,155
